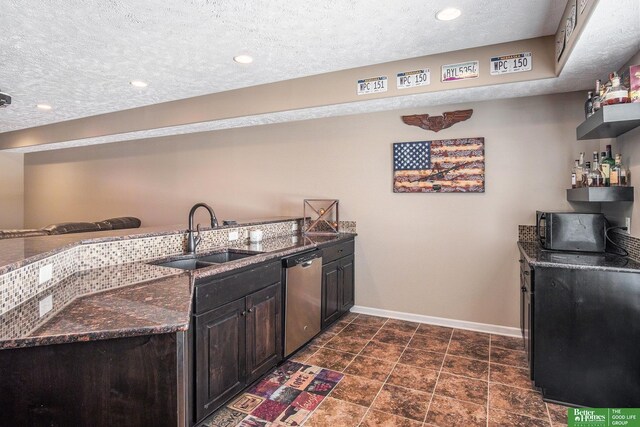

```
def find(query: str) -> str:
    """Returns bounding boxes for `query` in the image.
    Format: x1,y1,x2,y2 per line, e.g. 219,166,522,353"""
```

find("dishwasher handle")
282,250,322,268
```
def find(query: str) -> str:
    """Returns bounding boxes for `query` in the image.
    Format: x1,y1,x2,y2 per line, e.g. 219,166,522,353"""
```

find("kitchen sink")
152,258,217,270
197,249,261,263
150,249,263,270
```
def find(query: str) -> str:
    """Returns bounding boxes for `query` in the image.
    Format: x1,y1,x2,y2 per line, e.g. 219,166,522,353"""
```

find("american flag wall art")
393,137,485,193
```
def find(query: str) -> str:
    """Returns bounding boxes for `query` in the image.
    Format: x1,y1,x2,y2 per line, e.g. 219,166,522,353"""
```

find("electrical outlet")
292,223,298,231
626,217,631,233
228,230,239,241
39,264,53,285
39,295,53,317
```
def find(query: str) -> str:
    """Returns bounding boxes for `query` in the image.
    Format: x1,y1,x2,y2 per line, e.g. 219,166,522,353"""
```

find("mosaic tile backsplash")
0,219,356,340
518,225,540,242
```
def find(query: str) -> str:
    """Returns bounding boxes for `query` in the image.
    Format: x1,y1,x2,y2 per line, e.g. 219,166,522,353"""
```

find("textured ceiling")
0,0,567,133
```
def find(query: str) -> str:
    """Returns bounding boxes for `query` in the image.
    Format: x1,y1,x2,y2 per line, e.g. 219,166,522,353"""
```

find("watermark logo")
568,408,640,427
571,409,606,426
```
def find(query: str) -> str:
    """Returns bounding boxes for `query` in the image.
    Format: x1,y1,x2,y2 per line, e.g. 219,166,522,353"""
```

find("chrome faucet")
186,203,218,255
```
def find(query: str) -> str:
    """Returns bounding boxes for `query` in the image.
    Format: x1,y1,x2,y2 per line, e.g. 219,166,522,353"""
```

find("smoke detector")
0,90,11,108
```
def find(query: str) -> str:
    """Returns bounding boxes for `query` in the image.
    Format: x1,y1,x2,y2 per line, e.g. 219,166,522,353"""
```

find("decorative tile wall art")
393,137,485,193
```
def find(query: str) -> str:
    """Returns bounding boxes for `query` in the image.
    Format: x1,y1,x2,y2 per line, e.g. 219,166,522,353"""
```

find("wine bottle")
600,145,615,186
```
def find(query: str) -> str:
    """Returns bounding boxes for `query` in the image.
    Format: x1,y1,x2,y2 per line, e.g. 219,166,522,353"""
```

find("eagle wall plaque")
393,137,485,193
401,109,473,132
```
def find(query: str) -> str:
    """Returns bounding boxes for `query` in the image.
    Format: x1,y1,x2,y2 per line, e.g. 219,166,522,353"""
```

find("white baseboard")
350,305,521,337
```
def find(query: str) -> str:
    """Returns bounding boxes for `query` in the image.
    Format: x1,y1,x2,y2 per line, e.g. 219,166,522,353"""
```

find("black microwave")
536,211,606,253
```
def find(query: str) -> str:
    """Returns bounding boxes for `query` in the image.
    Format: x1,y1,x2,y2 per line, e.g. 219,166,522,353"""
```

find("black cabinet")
193,261,282,423
517,248,640,407
519,256,534,379
321,239,355,329
533,267,640,407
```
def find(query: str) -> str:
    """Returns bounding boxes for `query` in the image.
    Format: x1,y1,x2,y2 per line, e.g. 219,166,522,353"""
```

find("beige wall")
0,152,24,229
24,92,593,327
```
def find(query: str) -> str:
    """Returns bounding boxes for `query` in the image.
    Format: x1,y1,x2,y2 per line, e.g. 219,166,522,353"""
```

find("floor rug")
203,361,344,427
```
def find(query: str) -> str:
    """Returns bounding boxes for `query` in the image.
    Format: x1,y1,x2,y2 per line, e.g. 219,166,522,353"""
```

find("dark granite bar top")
518,241,640,273
0,216,302,275
0,231,355,350
188,233,355,280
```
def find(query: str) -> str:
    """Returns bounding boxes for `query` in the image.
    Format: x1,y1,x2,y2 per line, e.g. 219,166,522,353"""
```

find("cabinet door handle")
248,308,254,313
241,310,246,316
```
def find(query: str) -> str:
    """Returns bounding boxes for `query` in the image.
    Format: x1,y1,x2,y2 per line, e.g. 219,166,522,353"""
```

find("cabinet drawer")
322,239,354,264
195,261,281,314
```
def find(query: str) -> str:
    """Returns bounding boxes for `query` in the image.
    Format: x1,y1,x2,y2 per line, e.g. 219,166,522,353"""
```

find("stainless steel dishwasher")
283,250,322,356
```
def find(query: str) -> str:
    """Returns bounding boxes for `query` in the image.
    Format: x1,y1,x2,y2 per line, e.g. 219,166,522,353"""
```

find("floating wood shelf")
576,103,640,140
566,186,634,202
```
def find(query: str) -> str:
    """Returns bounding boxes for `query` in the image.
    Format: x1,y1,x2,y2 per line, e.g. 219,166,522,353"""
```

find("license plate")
397,69,430,89
357,76,388,95
441,61,479,82
491,52,532,75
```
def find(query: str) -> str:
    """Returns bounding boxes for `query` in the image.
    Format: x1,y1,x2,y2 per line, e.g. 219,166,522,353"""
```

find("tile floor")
202,312,570,426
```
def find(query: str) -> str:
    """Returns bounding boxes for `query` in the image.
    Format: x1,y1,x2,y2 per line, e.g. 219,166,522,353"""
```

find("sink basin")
152,258,217,270
150,249,263,270
197,249,261,263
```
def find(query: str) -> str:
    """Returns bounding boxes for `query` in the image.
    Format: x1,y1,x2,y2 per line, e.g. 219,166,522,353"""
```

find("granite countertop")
0,216,302,275
1,231,356,350
518,241,640,273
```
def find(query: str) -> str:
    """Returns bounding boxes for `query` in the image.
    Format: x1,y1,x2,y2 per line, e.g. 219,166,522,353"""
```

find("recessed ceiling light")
130,80,148,88
436,7,461,21
233,55,253,64
36,104,52,110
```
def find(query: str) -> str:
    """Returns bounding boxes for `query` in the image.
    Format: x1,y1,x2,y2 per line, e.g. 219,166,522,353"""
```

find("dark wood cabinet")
193,262,282,423
0,333,180,427
194,299,246,422
321,239,355,329
245,283,282,384
340,255,355,312
321,260,341,328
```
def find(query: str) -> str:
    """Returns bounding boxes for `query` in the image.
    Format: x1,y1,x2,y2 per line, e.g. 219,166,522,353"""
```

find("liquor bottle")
621,160,629,186
600,145,615,186
593,80,602,111
585,92,594,119
585,162,594,187
571,160,579,188
588,156,603,187
603,72,630,105
611,154,622,186
576,152,585,187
